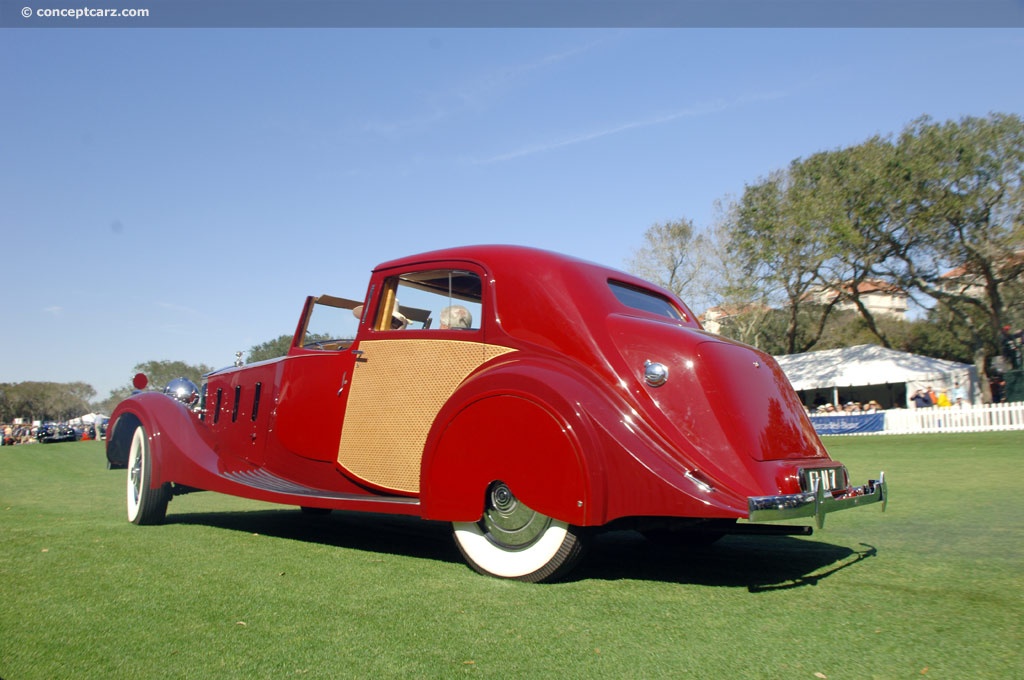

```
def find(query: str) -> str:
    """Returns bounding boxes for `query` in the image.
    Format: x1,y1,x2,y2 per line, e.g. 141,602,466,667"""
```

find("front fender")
105,407,140,469
105,392,211,488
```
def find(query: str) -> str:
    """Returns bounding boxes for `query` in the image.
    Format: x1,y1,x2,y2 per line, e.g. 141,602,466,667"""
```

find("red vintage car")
106,245,886,582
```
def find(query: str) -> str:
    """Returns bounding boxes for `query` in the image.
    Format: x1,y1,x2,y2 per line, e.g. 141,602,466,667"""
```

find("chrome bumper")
748,472,887,529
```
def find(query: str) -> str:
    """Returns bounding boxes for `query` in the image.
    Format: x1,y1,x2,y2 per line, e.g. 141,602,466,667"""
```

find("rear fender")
420,355,754,526
419,363,600,525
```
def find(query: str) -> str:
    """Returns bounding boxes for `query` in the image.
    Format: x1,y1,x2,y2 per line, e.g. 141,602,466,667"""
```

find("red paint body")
107,245,847,527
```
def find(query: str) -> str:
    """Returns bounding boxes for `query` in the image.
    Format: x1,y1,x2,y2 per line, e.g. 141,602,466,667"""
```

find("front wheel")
452,482,587,583
126,424,170,525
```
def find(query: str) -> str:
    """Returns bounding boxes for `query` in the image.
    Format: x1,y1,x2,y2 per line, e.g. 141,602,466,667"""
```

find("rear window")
609,281,685,321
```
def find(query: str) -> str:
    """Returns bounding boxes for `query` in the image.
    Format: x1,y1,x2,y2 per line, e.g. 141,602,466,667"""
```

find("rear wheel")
126,424,170,525
452,482,587,583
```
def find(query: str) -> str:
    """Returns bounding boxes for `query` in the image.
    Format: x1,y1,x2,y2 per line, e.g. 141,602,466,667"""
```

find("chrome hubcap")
480,482,551,550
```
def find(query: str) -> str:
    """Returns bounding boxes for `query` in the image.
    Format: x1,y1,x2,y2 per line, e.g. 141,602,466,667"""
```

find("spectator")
911,389,932,408
1002,326,1023,370
990,375,1006,403
440,305,473,330
951,380,967,406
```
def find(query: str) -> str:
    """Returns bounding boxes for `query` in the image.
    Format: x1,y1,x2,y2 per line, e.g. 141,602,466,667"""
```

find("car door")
268,295,363,464
335,266,514,495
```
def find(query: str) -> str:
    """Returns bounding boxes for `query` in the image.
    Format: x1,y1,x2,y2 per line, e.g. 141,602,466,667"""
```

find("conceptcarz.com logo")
20,6,151,20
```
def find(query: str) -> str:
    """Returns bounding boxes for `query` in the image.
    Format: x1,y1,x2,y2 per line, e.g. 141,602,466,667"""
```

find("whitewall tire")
126,424,170,525
452,482,586,583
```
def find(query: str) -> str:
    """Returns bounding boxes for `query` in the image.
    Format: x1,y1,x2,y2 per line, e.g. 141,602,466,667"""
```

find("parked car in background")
87,419,109,441
37,423,78,444
2,425,31,445
106,245,887,582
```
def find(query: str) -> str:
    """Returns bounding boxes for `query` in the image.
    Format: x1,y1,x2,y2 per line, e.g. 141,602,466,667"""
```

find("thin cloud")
157,301,201,316
42,306,63,316
362,38,608,140
452,40,605,111
469,91,787,165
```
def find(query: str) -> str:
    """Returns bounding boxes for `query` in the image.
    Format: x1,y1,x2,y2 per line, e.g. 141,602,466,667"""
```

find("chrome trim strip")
748,472,887,529
684,470,714,493
222,468,420,505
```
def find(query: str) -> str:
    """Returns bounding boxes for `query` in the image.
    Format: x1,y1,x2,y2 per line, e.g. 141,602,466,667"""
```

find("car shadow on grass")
168,508,464,565
577,530,877,591
167,509,875,590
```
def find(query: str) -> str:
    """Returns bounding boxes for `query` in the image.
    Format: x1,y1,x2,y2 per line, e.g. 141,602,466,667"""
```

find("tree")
125,360,214,393
877,114,1024,400
629,113,1023,401
246,335,294,363
726,169,847,354
706,114,1022,375
627,209,779,347
901,304,980,366
690,202,777,348
94,359,215,413
627,218,716,312
94,387,132,415
0,381,95,423
787,139,909,349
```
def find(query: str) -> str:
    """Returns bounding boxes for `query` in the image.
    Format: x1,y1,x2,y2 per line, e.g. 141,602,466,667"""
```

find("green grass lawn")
2,433,1021,679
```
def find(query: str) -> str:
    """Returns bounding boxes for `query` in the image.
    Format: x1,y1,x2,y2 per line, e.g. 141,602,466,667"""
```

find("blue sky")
2,28,1022,401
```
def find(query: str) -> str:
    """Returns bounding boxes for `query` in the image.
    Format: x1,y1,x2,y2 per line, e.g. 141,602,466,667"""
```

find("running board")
222,468,420,506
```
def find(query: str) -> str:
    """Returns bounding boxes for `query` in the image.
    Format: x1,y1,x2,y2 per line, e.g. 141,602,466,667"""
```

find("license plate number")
801,467,845,493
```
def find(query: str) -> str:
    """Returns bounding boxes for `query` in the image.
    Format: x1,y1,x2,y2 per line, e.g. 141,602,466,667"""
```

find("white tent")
774,344,979,408
69,412,108,425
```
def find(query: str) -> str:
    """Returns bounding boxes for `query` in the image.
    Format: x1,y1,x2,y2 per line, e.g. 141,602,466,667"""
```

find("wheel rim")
453,482,573,579
480,482,551,550
126,427,144,519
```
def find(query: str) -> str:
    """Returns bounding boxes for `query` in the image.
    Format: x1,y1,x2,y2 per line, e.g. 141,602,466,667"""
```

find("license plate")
801,467,846,493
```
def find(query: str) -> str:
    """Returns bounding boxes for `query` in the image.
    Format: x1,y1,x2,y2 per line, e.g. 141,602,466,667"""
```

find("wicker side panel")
337,339,516,494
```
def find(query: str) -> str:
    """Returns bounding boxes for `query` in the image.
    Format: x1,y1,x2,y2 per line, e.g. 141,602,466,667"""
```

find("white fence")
881,401,1024,434
812,402,1024,435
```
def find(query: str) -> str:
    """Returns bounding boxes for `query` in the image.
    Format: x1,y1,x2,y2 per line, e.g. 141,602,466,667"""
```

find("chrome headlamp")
164,378,200,405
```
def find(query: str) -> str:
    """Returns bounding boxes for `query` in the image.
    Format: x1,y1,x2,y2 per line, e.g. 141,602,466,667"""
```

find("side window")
376,269,483,332
609,280,687,321
301,295,363,350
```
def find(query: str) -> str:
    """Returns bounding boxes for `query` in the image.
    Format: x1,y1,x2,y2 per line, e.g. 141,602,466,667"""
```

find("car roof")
374,244,663,293
372,245,698,347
